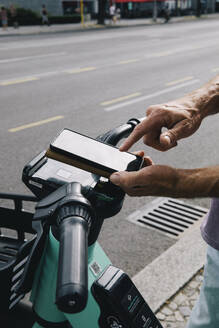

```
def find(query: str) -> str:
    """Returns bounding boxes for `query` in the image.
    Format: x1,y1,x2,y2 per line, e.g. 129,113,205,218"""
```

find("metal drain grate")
127,198,208,238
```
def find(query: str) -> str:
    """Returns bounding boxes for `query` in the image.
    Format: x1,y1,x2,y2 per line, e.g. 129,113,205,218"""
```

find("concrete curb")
132,219,206,312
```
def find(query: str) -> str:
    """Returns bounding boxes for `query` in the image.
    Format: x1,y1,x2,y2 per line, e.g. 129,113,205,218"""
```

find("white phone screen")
51,129,139,172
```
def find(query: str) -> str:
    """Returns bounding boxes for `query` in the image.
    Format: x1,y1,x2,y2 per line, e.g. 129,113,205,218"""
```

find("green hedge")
7,7,81,26
49,15,81,24
9,8,41,26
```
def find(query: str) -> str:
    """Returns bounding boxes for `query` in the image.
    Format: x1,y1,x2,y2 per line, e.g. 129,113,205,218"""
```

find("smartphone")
46,128,144,178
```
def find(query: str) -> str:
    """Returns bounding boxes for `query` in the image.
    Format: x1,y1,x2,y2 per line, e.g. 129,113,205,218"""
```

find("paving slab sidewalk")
0,13,219,37
132,219,206,327
156,269,204,327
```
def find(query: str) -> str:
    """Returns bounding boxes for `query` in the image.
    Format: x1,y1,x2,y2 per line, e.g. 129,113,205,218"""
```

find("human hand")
110,165,179,197
110,164,219,198
120,103,202,152
132,150,154,167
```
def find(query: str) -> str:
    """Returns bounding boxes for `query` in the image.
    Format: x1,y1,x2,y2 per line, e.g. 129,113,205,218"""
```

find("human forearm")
120,75,219,152
175,166,219,198
172,75,219,118
110,165,219,198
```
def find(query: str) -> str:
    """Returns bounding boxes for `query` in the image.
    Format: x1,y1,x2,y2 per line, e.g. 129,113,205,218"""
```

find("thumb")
160,130,177,149
110,171,140,188
160,117,194,149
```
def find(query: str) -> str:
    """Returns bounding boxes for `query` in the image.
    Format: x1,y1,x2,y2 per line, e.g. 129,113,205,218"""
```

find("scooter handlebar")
46,117,146,313
56,205,90,314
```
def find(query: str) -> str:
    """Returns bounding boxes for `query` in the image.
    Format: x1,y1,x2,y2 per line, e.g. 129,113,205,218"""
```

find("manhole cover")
127,198,208,238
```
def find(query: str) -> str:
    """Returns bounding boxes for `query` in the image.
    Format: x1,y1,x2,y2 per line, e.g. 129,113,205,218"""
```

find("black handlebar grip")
56,207,90,313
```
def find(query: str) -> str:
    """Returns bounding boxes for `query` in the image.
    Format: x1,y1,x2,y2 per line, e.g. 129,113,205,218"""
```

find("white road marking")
104,79,200,112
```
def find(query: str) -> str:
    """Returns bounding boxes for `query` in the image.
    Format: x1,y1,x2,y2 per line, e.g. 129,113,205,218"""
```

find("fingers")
160,132,177,150
132,151,154,166
141,128,175,151
133,150,145,157
119,109,174,152
120,105,198,152
110,170,142,189
133,117,189,151
144,156,154,166
160,135,172,148
159,118,195,149
119,118,151,151
110,165,178,197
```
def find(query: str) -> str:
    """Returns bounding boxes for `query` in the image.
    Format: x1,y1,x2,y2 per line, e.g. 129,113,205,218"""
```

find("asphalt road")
0,18,219,276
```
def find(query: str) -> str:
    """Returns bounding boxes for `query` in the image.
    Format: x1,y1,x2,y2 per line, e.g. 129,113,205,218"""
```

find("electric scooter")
0,117,163,328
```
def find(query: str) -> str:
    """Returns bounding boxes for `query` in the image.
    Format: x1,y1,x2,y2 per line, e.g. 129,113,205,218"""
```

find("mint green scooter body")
31,230,111,328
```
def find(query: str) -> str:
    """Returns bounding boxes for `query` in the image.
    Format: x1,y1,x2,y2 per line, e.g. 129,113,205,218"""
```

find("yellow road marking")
152,51,174,57
65,67,96,74
9,115,64,133
0,77,39,86
119,59,140,65
166,76,194,86
101,92,141,106
212,67,219,72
